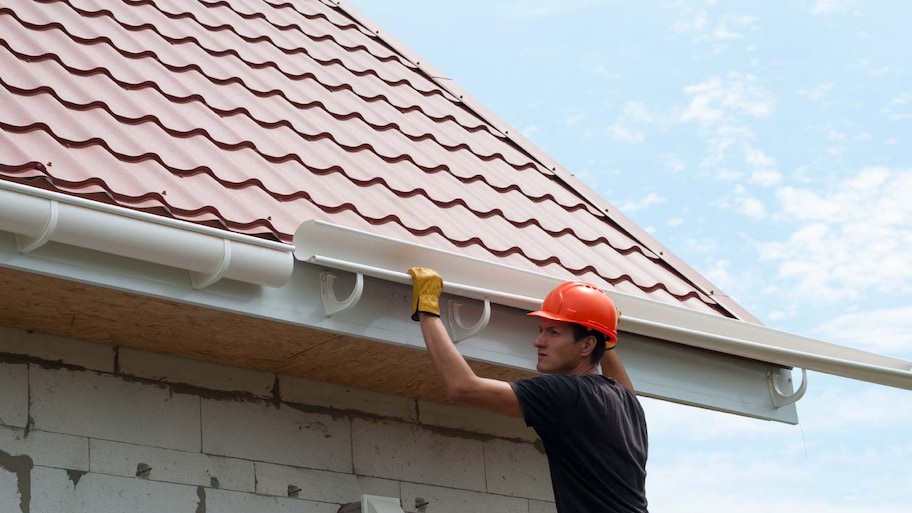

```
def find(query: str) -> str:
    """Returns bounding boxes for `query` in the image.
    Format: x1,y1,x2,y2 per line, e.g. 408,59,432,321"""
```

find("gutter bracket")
190,239,231,289
321,270,364,316
447,298,491,342
768,368,808,408
16,200,59,253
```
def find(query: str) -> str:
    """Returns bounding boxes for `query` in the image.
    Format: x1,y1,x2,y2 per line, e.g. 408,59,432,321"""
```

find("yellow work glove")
406,267,443,321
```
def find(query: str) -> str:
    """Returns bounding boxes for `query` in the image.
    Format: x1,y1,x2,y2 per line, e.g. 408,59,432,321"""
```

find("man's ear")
578,334,597,357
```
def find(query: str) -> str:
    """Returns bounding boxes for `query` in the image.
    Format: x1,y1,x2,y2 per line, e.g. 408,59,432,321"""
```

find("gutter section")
0,181,293,288
294,220,912,391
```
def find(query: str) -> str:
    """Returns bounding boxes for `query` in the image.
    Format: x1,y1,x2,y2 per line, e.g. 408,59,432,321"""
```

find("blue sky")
353,0,912,511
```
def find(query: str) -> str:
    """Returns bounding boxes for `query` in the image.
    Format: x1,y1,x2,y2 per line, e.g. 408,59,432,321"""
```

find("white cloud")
505,0,603,19
811,0,854,16
606,101,654,144
735,195,767,219
883,95,912,120
680,74,774,178
681,73,775,125
715,185,768,219
618,192,667,211
744,147,776,167
642,397,788,440
660,154,686,173
798,82,834,102
622,101,654,123
750,168,782,187
608,122,645,144
827,129,847,141
813,306,912,355
758,167,912,302
563,111,586,127
643,379,912,513
890,93,912,105
703,258,735,291
801,379,912,429
672,11,758,48
744,147,781,186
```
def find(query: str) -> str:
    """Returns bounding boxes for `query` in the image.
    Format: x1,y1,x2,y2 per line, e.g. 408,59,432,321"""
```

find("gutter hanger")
293,220,912,391
0,181,294,288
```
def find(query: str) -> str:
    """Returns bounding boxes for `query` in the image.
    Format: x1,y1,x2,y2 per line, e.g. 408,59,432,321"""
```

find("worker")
407,267,648,513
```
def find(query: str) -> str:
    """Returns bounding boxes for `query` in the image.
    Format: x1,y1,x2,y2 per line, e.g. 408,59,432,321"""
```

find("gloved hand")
406,267,443,321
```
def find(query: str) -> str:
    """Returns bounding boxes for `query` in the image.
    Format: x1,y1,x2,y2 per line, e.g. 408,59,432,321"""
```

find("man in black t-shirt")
407,268,648,513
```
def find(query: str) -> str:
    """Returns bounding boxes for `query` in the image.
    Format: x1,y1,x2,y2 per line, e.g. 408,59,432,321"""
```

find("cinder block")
529,499,558,513
255,461,400,503
206,487,339,513
0,327,115,372
280,375,417,421
401,482,529,513
30,466,202,513
119,348,275,397
0,363,28,428
416,399,537,441
30,367,201,452
357,476,403,501
352,417,486,492
90,439,255,492
484,438,553,500
0,425,89,471
201,398,351,473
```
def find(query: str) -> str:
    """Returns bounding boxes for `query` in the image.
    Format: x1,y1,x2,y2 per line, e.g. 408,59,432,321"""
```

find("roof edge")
0,180,294,288
294,219,912,391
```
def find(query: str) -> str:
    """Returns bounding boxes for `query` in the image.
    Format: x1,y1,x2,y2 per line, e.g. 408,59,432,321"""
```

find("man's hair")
570,323,607,364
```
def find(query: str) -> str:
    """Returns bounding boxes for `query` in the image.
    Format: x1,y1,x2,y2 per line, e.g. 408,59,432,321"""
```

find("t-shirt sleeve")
511,375,580,433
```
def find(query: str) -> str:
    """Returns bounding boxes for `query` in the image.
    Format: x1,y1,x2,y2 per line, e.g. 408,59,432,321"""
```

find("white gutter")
293,220,912,391
0,181,294,288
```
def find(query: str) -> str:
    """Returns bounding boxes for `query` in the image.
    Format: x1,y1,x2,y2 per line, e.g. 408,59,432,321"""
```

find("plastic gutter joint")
0,181,294,288
293,220,912,392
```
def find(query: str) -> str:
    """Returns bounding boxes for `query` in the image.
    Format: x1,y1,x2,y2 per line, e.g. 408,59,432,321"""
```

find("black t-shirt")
511,374,648,513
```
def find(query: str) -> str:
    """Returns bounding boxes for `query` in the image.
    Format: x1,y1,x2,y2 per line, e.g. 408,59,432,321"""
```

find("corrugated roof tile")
0,0,756,320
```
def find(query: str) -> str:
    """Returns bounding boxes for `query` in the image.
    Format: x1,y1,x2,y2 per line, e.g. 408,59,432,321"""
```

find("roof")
0,0,758,322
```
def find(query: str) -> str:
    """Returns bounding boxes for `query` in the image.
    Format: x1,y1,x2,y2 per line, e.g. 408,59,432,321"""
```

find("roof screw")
415,497,430,511
288,485,301,498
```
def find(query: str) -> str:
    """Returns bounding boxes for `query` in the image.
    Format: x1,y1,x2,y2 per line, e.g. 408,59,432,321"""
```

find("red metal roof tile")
0,0,758,320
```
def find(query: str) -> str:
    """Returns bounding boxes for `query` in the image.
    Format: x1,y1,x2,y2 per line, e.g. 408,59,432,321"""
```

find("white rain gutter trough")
293,220,912,392
0,180,294,288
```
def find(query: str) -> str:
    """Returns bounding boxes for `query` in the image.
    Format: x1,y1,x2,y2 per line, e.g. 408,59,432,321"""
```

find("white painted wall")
0,327,556,513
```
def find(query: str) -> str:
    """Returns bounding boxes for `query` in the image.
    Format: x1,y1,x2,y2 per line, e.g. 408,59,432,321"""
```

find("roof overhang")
2,182,910,424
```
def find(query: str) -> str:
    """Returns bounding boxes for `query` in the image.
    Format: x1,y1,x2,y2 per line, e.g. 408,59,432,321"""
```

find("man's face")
533,318,585,374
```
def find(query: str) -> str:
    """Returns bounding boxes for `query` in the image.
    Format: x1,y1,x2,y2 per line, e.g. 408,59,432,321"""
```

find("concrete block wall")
0,327,556,513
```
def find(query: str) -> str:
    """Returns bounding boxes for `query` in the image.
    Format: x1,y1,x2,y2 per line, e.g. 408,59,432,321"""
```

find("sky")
352,1,912,511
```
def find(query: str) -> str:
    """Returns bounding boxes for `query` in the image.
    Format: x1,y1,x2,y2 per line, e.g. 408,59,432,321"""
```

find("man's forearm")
417,313,523,417
601,349,635,393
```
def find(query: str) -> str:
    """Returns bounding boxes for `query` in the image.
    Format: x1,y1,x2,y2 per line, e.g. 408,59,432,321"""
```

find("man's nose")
533,333,545,347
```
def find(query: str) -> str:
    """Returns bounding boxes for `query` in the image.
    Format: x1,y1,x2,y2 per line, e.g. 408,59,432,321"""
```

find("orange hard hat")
528,281,618,343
